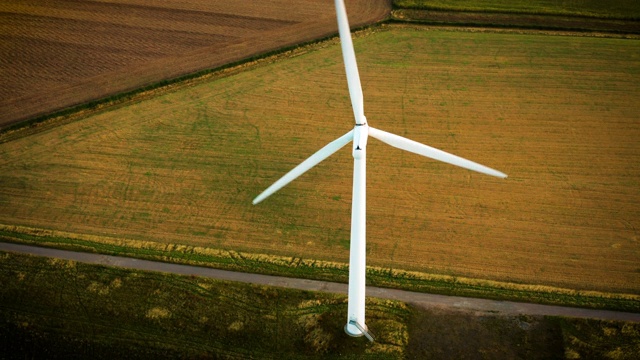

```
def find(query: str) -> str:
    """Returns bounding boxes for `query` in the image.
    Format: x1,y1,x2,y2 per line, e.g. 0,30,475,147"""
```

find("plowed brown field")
1,26,639,295
0,0,391,126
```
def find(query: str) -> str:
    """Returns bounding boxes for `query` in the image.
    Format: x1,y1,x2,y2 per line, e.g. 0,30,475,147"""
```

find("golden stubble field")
0,0,391,126
1,26,639,294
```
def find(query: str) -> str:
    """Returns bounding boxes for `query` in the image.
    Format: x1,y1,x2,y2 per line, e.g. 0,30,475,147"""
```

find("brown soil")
0,0,392,127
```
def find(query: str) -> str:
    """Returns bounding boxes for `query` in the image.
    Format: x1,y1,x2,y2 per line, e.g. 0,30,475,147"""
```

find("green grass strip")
1,224,638,313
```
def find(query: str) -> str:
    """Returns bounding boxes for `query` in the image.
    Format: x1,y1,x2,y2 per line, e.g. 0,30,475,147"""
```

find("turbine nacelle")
352,120,368,158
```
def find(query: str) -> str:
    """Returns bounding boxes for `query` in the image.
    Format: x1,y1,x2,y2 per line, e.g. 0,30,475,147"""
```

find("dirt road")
1,242,638,323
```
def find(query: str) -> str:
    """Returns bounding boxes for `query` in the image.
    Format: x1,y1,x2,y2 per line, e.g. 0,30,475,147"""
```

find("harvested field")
0,0,391,126
1,26,639,295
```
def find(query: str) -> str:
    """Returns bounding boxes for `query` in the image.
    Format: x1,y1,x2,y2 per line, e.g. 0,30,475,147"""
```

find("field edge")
3,8,638,138
1,224,638,314
393,0,640,20
5,250,639,359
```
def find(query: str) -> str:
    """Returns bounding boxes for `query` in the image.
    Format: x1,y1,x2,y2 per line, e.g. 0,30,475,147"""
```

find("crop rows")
0,0,391,126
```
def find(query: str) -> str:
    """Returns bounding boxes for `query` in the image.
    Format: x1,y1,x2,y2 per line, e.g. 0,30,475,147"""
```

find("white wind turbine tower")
253,0,507,339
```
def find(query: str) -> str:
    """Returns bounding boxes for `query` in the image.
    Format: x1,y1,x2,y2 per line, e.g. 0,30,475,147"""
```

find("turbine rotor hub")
352,121,369,158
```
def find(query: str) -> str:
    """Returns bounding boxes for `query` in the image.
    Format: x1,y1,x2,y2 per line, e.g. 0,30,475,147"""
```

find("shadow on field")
407,307,640,360
407,308,563,359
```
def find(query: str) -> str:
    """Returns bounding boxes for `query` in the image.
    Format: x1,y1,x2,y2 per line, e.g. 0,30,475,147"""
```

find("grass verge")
2,224,638,314
0,251,409,359
2,250,639,359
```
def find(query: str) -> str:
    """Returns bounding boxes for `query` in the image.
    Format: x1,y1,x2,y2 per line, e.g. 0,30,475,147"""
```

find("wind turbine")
253,0,507,338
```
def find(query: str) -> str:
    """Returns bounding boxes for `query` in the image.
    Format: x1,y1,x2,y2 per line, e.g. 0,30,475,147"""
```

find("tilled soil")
0,0,392,126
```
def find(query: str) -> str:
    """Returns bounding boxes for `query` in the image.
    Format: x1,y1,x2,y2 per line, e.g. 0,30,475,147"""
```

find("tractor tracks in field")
1,241,639,323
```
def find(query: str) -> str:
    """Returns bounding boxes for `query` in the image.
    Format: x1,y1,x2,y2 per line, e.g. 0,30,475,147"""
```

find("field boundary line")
1,241,638,323
0,24,376,141
1,224,639,314
4,11,638,141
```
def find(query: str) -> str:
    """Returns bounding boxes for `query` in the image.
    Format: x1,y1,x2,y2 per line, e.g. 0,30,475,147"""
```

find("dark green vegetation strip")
394,0,640,20
0,251,410,359
392,1,640,34
2,251,639,359
2,229,638,314
391,9,640,34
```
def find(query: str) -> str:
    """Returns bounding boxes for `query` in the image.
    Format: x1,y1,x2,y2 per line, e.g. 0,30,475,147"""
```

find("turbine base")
344,323,365,337
345,320,374,342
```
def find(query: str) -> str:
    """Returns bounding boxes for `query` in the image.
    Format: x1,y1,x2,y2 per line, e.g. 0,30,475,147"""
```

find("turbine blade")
335,0,365,124
253,130,354,205
368,127,507,178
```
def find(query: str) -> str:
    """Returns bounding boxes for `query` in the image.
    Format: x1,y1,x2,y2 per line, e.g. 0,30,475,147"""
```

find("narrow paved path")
1,242,638,322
